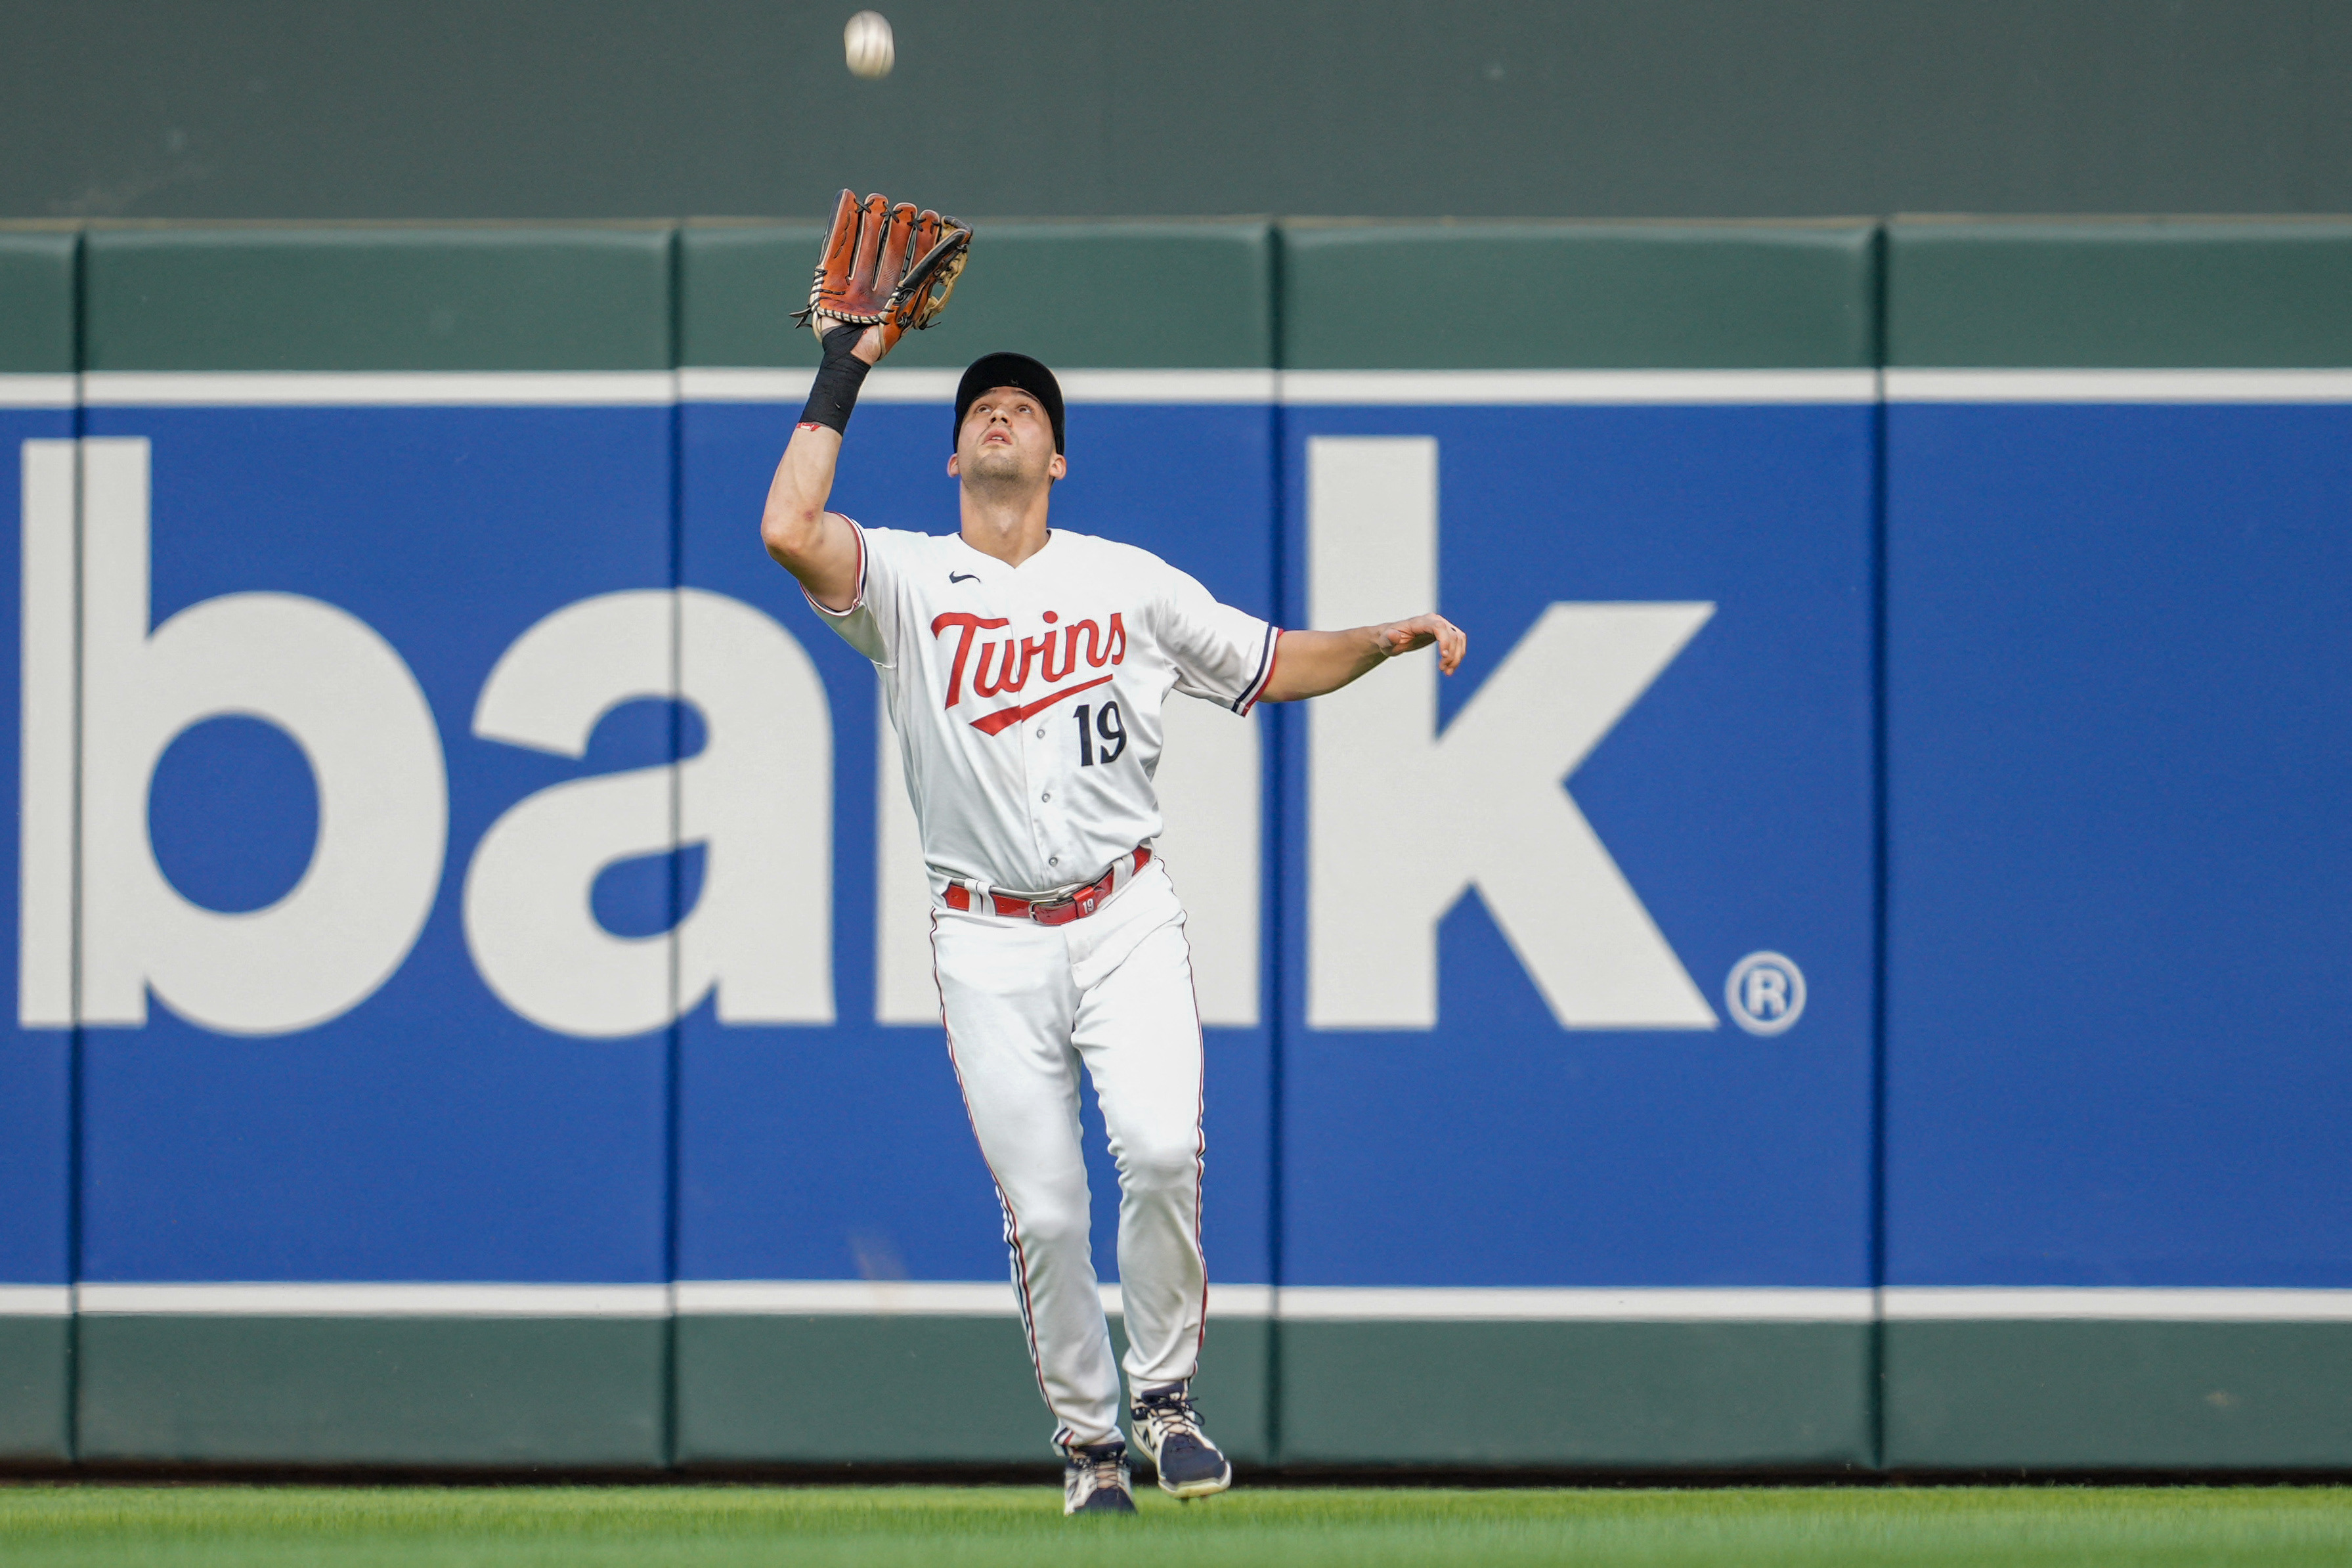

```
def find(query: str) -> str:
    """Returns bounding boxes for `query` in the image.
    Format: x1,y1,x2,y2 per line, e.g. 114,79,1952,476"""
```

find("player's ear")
947,452,960,477
1047,452,1068,481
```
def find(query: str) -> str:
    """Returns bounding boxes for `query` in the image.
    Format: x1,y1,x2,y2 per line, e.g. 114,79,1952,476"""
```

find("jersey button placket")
1012,591,1059,876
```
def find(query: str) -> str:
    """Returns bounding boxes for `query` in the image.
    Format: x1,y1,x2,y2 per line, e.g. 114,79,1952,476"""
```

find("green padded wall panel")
680,219,1274,369
77,1317,668,1467
0,225,75,1466
83,225,672,371
1280,221,1878,369
1886,220,2352,368
674,1315,1271,1466
0,227,76,374
1278,1322,1873,1468
1885,1320,2352,1470
0,1317,71,1462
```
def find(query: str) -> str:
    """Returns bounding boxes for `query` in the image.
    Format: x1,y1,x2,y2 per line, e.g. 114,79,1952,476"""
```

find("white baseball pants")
931,858,1208,1451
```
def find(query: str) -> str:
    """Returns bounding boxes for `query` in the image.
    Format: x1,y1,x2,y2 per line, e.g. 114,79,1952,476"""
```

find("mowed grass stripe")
2,1485,2350,1567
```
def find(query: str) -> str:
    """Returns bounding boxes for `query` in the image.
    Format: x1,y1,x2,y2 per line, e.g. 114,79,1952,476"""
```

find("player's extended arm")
759,320,888,612
1258,613,1466,702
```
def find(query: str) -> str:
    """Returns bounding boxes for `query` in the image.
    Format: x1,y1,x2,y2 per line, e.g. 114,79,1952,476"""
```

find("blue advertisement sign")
66,399,674,1284
24,383,1878,1299
1278,398,1878,1288
1886,399,2352,1289
3,403,74,1291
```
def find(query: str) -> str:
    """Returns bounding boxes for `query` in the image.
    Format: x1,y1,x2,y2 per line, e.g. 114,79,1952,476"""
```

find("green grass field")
3,1483,2349,1567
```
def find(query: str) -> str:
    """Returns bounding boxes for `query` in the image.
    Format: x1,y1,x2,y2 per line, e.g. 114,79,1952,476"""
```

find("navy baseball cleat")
1062,1439,1138,1514
1129,1382,1234,1498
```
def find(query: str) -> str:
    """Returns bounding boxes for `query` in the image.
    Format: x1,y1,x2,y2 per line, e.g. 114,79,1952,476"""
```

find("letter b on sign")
20,439,447,1035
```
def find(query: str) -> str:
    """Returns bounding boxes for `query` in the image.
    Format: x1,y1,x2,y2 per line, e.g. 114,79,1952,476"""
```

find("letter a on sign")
1305,436,1717,1031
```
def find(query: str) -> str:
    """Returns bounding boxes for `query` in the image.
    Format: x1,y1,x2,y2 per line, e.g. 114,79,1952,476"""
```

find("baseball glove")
795,188,972,351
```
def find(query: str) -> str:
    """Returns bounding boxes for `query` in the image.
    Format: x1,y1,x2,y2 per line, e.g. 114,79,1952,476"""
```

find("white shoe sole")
1158,1465,1232,1500
1136,1431,1233,1498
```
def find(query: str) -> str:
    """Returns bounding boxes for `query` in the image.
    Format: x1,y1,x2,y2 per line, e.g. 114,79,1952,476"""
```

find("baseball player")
762,200,1463,1515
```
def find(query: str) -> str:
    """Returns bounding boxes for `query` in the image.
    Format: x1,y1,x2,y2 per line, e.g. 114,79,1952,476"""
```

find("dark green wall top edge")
1887,219,2352,367
1282,216,1878,236
1890,212,2352,230
83,225,673,372
0,229,77,374
26,218,2352,372
79,218,678,233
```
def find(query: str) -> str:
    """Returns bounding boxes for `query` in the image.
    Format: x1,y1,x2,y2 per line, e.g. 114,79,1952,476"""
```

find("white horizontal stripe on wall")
75,1283,672,1317
45,1283,2352,1321
1882,1288,2352,1322
1884,369,2352,404
80,372,678,407
676,1280,1015,1317
679,368,1877,407
1057,370,1278,403
51,368,2352,412
673,1280,1278,1318
680,368,1281,404
0,375,77,409
0,1286,73,1316
1276,1288,1876,1322
1282,369,1879,405
679,368,816,402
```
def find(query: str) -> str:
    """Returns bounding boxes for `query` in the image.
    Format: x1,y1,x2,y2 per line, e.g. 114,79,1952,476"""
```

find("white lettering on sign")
1304,435,1718,1032
466,589,834,1037
28,438,447,1035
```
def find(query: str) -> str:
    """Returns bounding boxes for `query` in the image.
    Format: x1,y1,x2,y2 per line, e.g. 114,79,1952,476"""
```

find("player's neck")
957,483,1053,568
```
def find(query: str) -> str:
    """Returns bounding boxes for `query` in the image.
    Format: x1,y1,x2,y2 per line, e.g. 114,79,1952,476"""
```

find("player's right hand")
1378,613,1468,676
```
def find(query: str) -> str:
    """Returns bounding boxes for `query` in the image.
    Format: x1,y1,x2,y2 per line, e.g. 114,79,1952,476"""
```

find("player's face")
949,387,1066,487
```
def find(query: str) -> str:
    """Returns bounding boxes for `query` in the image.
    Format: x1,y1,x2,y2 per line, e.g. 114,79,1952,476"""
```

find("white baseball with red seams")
810,515,1279,1450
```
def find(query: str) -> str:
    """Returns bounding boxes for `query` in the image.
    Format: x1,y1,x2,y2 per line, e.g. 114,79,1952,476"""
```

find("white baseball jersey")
810,519,1280,895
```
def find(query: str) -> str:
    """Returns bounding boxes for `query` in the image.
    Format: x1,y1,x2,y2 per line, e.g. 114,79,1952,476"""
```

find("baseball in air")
844,11,895,79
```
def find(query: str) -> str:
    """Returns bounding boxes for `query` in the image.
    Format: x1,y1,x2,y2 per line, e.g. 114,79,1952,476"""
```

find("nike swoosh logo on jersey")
969,673,1113,735
949,571,980,584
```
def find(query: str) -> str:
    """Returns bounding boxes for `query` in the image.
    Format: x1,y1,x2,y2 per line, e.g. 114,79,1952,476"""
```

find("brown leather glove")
794,189,972,352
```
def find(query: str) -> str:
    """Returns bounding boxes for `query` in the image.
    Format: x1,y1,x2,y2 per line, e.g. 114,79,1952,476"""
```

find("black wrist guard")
798,324,873,435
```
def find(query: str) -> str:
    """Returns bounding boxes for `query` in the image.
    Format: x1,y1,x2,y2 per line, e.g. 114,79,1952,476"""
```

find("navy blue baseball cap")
955,353,1064,454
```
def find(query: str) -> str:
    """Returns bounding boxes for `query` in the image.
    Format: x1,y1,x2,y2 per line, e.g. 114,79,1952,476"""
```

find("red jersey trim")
1235,624,1284,716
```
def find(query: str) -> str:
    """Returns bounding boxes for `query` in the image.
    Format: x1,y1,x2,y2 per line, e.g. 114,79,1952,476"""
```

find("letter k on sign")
1303,436,1718,1032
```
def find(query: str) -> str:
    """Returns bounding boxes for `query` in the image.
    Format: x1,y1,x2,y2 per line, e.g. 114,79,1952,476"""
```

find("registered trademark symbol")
1726,951,1805,1036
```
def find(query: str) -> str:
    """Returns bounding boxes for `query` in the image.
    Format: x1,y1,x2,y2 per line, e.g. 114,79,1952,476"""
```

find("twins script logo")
930,611,1127,735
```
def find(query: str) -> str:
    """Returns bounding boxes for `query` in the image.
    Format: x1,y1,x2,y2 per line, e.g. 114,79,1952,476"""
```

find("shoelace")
1135,1389,1204,1443
1078,1448,1125,1495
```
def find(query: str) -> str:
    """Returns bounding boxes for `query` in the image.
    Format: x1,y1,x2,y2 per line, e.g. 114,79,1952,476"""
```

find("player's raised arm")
760,319,883,611
1258,613,1466,702
762,190,974,613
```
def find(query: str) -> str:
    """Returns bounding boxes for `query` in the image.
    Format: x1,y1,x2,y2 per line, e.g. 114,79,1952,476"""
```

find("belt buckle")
1028,876,1106,924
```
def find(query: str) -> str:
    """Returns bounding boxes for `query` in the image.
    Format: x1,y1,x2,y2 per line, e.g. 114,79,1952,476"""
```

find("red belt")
944,848,1151,926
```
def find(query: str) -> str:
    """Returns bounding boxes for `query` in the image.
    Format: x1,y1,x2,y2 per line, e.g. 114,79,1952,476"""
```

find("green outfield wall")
1879,218,2352,1473
10,2,2352,222
57,225,678,1468
0,225,77,1466
1273,219,1878,1471
681,219,1276,372
4,217,2350,1476
1278,220,1879,370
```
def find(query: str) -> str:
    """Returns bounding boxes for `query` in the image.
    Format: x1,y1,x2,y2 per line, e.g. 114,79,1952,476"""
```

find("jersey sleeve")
802,517,904,666
1158,564,1283,715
